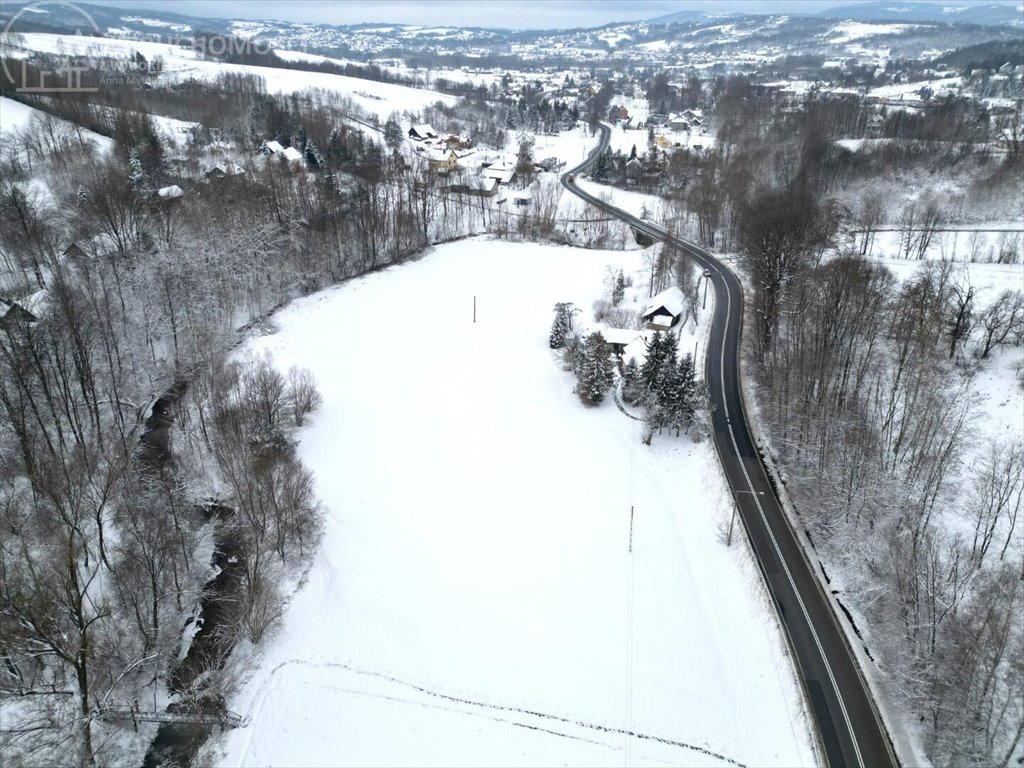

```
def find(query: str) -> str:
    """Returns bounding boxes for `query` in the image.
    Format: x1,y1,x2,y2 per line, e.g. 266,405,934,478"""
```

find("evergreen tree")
383,118,403,150
516,138,534,180
675,353,702,433
575,332,615,406
593,148,614,181
612,269,626,305
660,359,689,436
647,124,656,149
549,302,575,348
639,331,665,391
621,356,640,404
127,148,147,193
304,140,324,168
629,144,638,161
640,331,678,392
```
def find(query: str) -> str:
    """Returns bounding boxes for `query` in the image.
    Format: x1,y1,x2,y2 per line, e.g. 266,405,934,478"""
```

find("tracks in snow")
257,659,748,767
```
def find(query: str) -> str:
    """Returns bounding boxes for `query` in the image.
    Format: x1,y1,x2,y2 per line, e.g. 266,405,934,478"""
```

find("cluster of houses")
407,122,542,201
407,124,478,172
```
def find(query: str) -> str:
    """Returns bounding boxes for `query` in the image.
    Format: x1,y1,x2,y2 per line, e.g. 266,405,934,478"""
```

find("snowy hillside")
8,33,457,117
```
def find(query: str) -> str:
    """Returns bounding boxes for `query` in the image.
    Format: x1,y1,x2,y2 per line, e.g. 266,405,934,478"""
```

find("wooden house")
642,286,686,330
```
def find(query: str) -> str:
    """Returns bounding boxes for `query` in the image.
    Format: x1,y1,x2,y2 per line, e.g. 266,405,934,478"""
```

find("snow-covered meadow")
212,238,815,767
9,33,456,119
0,95,114,152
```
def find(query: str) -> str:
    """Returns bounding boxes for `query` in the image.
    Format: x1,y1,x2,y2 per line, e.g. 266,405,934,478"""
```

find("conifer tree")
549,302,575,348
639,331,666,391
576,332,614,406
304,140,324,168
383,118,403,150
612,269,626,306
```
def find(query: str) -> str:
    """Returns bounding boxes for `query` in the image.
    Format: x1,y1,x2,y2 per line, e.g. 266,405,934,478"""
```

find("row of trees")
621,71,1023,766
736,177,1024,765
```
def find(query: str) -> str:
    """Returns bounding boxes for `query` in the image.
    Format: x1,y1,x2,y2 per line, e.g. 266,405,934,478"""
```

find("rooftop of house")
643,286,686,318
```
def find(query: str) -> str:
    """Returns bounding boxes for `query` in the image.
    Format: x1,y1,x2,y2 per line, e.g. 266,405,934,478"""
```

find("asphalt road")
561,125,899,768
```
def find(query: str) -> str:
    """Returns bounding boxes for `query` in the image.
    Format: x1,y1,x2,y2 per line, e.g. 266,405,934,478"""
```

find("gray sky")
79,0,1023,30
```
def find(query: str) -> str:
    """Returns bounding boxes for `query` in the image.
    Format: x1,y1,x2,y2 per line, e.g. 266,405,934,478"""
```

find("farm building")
408,124,439,141
642,286,686,330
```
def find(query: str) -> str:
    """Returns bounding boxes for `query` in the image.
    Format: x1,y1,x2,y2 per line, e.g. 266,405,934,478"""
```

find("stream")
137,385,246,768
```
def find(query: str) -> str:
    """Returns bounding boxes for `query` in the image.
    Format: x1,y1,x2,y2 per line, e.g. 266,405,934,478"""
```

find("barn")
642,286,686,330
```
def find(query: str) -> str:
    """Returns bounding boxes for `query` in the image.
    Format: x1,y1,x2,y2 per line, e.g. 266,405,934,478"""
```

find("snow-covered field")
213,238,814,767
827,21,917,43
0,95,43,133
0,95,114,152
11,33,456,118
572,179,667,222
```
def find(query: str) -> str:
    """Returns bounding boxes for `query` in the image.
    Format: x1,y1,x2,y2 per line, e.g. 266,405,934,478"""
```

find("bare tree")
976,290,1024,359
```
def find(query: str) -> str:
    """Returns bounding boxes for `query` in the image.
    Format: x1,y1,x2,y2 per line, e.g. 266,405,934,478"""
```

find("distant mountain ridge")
813,1,1024,27
1,0,1019,64
648,1,1023,28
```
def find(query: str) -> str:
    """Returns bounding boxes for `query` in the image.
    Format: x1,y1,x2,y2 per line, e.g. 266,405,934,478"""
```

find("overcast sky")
79,0,1023,30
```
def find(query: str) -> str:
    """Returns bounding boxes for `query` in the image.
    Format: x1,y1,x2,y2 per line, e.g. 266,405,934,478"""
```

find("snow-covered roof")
481,161,515,183
602,328,642,346
265,140,284,153
157,184,184,199
281,146,303,163
623,334,651,365
643,286,686,319
409,123,438,138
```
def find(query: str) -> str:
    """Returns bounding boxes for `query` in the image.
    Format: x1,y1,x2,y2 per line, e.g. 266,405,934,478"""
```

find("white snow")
573,179,666,222
214,238,814,768
828,21,917,42
0,96,114,152
636,39,670,51
9,33,457,119
0,96,42,133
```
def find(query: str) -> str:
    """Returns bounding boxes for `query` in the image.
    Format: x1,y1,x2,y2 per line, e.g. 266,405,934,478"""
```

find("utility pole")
473,296,476,323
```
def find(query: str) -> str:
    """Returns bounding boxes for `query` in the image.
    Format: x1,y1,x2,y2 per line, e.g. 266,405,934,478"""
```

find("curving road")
562,125,899,768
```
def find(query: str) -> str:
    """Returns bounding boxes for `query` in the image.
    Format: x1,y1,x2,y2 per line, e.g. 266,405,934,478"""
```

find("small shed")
262,140,284,155
642,286,686,330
